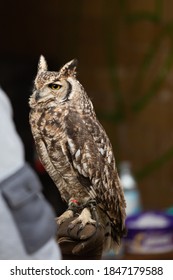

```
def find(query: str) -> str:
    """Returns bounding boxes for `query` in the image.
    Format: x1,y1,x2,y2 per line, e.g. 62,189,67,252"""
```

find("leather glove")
56,214,104,260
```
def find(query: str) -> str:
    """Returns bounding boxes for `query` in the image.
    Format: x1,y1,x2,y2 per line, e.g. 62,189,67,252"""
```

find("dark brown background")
1,0,173,212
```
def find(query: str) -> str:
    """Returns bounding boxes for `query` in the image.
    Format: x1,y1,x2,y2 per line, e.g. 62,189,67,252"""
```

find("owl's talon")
67,222,76,230
79,223,84,230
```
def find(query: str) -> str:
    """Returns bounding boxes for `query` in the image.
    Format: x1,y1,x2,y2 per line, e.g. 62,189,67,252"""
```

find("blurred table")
123,251,173,260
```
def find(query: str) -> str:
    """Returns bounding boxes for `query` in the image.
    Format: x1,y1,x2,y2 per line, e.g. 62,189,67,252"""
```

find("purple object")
125,211,173,254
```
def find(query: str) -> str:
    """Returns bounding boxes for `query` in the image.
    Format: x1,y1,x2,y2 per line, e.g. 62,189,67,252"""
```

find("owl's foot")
56,209,74,225
68,207,96,230
68,199,98,230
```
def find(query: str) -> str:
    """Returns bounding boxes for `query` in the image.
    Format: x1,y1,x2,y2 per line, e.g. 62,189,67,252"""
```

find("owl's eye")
48,83,62,90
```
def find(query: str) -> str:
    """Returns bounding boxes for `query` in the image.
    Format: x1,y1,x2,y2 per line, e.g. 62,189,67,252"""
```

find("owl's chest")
31,107,66,139
30,108,68,164
30,108,95,202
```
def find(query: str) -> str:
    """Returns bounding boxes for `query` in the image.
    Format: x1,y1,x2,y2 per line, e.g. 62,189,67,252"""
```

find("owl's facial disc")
33,78,73,104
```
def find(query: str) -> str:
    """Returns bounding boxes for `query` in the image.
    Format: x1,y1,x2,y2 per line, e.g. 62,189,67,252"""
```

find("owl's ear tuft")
59,59,78,78
37,55,48,74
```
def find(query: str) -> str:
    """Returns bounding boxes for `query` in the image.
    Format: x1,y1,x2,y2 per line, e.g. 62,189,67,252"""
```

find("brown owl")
29,56,126,252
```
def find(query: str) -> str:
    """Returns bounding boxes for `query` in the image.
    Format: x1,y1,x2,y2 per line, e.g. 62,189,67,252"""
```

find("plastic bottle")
119,161,141,216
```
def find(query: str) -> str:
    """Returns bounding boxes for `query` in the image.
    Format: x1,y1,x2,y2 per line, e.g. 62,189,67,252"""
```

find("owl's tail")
97,207,127,253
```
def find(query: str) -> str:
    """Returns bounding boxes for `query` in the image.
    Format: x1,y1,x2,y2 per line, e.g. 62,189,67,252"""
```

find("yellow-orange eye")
48,83,61,90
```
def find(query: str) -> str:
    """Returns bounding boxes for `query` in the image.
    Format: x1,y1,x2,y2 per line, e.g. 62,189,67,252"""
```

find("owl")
29,56,126,252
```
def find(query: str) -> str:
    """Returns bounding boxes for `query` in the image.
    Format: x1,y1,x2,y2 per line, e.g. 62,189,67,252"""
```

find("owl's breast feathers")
30,105,88,201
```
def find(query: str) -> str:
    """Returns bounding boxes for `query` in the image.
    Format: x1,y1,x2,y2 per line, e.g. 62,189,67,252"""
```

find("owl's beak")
35,91,40,101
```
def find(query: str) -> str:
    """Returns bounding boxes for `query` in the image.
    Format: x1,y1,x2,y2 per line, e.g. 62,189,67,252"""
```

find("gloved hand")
56,214,104,260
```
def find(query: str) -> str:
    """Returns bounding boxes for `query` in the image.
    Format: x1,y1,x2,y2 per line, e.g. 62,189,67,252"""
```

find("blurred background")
1,0,173,259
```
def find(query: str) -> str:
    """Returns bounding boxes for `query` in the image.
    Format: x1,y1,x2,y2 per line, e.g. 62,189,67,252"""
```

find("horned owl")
29,56,126,252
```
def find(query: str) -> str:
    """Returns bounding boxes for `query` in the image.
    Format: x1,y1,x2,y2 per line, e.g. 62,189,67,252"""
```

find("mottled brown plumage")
29,56,126,252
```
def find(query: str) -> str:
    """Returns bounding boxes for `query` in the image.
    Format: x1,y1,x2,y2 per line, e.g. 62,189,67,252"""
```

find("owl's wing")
64,111,126,225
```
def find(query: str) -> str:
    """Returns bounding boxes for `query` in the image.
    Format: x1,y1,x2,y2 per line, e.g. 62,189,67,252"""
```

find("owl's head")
29,55,83,108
